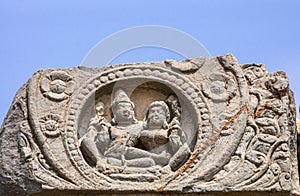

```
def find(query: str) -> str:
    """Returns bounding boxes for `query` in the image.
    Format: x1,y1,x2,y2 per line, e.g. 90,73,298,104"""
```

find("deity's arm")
126,133,139,147
80,118,101,160
126,124,142,147
95,118,111,153
81,136,104,160
81,117,111,162
169,134,182,153
168,119,183,153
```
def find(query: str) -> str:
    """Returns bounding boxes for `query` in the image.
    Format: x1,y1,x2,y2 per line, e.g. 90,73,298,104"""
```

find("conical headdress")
111,89,134,111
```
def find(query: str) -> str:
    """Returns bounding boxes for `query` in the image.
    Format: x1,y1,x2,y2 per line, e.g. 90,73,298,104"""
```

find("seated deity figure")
125,100,191,171
81,89,155,173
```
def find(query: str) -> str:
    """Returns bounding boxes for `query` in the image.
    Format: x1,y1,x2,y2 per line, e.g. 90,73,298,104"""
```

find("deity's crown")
111,88,135,109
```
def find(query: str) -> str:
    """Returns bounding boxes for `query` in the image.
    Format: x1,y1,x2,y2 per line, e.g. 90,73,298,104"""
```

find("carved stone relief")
0,54,298,195
40,70,76,101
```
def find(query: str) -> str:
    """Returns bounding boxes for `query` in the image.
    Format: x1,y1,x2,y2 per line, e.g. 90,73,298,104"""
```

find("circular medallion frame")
64,65,210,186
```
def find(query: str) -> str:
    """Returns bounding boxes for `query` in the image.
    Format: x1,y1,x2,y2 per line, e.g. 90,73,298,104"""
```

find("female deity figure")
125,100,191,171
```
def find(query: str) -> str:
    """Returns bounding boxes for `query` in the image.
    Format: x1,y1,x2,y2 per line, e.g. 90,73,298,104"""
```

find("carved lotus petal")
65,80,76,95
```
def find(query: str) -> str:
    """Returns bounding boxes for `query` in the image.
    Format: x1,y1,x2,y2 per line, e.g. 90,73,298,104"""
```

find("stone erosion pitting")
0,54,298,196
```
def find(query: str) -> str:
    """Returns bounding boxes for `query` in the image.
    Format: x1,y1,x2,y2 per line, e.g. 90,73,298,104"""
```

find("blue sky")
0,0,299,123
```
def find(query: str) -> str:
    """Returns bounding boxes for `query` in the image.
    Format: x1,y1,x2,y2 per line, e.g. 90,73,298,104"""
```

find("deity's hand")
169,120,183,152
168,118,180,135
96,118,111,139
153,151,171,166
169,134,182,148
89,117,99,127
126,135,138,147
96,158,107,172
126,140,134,147
126,131,139,147
159,164,172,175
98,117,111,129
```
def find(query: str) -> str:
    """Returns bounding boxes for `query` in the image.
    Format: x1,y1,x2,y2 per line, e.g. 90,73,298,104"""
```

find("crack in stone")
158,104,249,192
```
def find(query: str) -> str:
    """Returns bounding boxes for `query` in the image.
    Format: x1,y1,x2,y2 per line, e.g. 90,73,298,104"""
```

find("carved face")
113,102,135,125
147,106,166,128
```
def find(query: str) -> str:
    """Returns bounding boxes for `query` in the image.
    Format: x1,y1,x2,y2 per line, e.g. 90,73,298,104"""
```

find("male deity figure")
81,89,155,172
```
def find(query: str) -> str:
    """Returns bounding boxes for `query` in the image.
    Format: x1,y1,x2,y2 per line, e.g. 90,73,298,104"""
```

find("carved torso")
139,129,169,152
104,124,142,159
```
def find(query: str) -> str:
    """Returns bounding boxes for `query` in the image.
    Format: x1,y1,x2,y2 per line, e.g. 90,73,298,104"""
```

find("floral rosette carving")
202,73,236,102
40,114,63,137
40,71,76,101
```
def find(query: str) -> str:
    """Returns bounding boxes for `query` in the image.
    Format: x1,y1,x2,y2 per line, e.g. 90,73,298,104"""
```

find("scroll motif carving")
20,122,33,163
211,64,295,191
